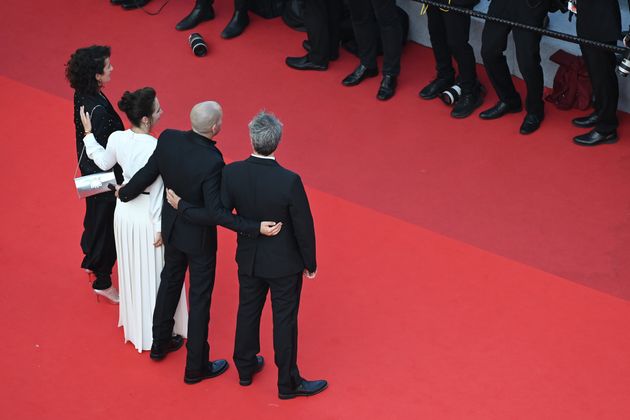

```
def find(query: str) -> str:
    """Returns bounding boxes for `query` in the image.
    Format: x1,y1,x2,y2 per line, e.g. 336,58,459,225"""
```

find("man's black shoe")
221,10,249,39
573,129,618,146
419,77,454,100
519,114,543,135
239,355,265,386
377,74,397,101
184,360,229,384
176,3,215,31
451,89,484,119
278,379,328,400
285,55,328,71
479,101,522,120
342,64,378,86
121,0,150,9
302,40,339,61
149,335,184,361
572,112,601,128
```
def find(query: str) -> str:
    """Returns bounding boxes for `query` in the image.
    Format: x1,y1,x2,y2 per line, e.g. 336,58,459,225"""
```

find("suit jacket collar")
188,130,217,148
246,155,280,166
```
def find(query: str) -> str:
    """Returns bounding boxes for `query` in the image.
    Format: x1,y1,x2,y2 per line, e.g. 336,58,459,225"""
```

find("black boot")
176,0,215,31
221,10,250,39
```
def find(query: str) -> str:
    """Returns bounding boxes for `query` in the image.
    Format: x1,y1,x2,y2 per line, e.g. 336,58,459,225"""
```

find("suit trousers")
152,230,218,374
580,44,619,134
233,272,303,393
427,6,477,94
346,0,402,75
481,3,547,117
81,194,116,289
234,0,248,11
304,0,342,65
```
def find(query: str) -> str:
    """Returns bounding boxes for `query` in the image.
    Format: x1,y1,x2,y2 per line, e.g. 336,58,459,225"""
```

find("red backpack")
545,49,592,110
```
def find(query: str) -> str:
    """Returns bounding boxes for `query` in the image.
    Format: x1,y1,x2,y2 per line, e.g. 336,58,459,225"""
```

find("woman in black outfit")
65,45,124,303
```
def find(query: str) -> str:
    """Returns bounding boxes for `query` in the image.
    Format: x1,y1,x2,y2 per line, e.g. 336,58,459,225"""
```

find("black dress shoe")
573,129,618,146
149,334,184,361
184,360,229,384
451,87,485,119
302,40,338,61
221,10,249,39
572,112,601,128
377,74,397,101
419,77,454,100
479,101,522,120
111,0,127,5
519,114,543,135
176,3,215,31
239,355,265,386
278,379,328,400
121,0,150,9
285,55,328,71
342,64,379,87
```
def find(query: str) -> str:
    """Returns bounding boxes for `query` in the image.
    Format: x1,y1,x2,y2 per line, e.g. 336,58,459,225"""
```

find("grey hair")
249,111,283,156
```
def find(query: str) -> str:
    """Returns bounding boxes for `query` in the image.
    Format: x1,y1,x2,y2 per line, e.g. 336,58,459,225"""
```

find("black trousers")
233,272,303,393
580,43,619,133
304,0,342,65
481,1,547,117
346,0,402,75
152,230,218,374
81,194,116,290
427,5,477,93
234,0,247,11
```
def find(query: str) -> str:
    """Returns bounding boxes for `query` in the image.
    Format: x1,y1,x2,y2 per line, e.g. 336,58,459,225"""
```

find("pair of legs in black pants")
481,2,547,120
346,0,402,76
580,44,619,135
152,234,218,375
81,194,116,290
233,272,303,394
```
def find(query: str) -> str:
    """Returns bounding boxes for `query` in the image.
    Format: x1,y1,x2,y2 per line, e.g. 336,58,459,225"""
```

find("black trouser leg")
233,274,269,378
347,0,379,70
269,273,303,394
305,0,341,65
513,27,544,117
81,195,116,290
442,9,477,94
427,7,455,81
371,0,401,76
184,243,217,373
152,245,187,344
580,44,619,134
481,20,521,107
234,0,248,11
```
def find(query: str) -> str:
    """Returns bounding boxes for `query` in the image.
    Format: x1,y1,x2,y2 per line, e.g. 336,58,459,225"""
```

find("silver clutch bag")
74,171,116,199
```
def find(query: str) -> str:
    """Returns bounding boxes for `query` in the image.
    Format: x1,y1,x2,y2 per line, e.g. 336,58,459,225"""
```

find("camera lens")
616,56,630,77
189,33,208,57
439,84,462,106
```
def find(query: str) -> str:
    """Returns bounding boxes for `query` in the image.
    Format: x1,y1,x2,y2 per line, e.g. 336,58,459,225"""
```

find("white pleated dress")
84,129,187,352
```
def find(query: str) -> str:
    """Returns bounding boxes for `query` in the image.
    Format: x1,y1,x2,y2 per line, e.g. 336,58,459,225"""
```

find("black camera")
440,84,462,106
618,33,630,77
189,33,208,57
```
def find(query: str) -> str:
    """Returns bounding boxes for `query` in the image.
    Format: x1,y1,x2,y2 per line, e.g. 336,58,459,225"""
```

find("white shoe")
94,286,119,304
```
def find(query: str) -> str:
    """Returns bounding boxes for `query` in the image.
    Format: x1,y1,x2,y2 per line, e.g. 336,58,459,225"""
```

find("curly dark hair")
118,87,157,127
65,45,111,95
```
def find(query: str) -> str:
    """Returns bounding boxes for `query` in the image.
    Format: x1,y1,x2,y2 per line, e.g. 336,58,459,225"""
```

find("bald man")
118,102,281,384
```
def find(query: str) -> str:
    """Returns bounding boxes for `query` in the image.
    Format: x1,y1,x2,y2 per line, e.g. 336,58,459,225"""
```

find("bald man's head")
190,101,223,138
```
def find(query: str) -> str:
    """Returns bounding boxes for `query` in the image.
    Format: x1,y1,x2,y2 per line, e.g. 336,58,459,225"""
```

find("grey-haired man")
167,111,327,399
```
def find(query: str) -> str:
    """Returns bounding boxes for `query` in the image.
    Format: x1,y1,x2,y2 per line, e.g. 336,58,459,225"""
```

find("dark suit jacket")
118,129,259,254
180,156,316,278
576,0,622,42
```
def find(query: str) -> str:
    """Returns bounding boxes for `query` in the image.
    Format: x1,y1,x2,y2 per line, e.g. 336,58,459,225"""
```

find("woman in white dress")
79,87,187,352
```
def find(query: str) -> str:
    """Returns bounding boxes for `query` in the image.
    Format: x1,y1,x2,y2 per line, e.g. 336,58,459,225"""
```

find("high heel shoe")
85,269,95,283
94,286,120,304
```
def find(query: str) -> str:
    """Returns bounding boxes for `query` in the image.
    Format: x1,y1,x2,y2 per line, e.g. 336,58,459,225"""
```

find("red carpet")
1,1,630,419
